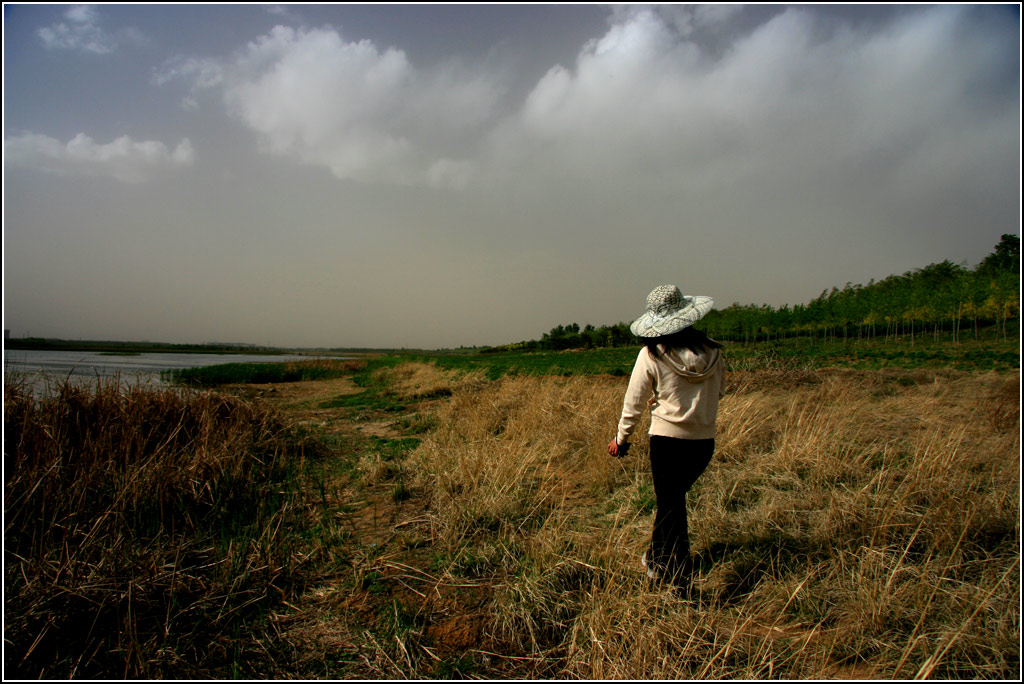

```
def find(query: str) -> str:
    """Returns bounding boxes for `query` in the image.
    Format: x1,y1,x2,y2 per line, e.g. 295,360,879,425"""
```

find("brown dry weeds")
8,361,1017,679
401,365,1019,679
246,362,1019,679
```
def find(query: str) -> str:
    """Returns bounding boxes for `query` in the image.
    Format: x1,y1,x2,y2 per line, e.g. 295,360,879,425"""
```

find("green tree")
979,233,1020,274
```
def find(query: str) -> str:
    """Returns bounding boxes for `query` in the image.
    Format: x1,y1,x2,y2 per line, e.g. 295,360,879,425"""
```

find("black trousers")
648,435,714,581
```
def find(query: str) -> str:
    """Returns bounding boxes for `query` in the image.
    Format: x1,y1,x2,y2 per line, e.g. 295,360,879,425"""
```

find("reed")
3,376,324,679
164,358,363,387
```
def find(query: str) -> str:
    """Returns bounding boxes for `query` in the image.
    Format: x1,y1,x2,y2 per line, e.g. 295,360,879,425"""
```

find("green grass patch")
163,334,1017,391
721,333,1019,372
389,333,1018,377
432,654,478,679
369,436,421,458
319,390,406,413
400,347,639,378
164,359,361,387
391,480,412,503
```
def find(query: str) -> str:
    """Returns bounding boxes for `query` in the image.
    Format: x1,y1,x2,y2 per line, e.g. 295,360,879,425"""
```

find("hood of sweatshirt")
656,345,722,382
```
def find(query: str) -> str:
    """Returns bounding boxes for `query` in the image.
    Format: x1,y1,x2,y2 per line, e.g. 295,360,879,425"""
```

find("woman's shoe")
641,551,657,580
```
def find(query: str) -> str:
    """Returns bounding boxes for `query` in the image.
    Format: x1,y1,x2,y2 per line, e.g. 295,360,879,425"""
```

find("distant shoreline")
3,337,489,356
5,341,293,356
3,338,363,356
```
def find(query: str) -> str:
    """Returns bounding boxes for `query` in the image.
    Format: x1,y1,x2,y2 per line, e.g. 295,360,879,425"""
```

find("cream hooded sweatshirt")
616,344,725,444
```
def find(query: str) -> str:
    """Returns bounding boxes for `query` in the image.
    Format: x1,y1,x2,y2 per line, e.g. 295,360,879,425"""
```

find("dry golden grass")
407,367,1019,679
3,377,324,679
410,374,633,547
5,361,1017,679
370,360,487,402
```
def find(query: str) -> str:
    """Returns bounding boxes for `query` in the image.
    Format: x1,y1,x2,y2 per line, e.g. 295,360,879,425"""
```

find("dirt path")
219,376,503,678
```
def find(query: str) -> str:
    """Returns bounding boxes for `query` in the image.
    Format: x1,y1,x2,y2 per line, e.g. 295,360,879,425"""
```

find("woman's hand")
607,440,629,457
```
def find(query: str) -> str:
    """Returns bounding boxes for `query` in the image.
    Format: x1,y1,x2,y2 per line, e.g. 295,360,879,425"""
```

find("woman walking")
608,285,725,591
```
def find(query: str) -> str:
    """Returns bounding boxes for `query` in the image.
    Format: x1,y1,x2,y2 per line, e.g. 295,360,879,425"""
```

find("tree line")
486,234,1019,353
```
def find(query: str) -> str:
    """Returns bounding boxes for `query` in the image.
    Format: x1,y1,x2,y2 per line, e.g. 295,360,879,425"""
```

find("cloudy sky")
3,3,1020,349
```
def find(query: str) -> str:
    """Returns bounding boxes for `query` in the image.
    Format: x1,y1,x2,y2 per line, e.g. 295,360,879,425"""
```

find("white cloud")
64,4,98,24
36,4,148,54
484,4,1017,199
158,25,502,188
426,158,476,191
153,7,1015,200
153,56,225,110
37,4,116,53
5,132,195,183
265,5,302,23
611,3,742,39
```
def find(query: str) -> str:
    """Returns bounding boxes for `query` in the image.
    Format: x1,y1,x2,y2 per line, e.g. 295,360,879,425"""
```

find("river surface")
3,349,333,395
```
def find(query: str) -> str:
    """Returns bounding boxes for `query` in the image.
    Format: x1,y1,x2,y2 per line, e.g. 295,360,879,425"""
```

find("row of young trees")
485,321,637,353
703,234,1019,345
488,235,1019,352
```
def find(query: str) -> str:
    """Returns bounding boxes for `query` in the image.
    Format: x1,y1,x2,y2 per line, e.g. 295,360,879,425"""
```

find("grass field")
164,332,1019,388
4,339,1019,678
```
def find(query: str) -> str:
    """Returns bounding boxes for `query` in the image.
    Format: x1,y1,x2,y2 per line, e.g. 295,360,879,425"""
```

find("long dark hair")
643,327,722,358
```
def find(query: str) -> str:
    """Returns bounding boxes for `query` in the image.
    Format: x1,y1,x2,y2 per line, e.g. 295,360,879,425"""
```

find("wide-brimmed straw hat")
629,285,713,338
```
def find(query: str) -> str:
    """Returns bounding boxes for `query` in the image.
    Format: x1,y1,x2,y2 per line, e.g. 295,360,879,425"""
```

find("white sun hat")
629,285,714,338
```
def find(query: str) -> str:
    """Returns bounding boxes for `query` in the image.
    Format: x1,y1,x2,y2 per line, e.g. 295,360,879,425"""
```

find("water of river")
3,349,334,395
